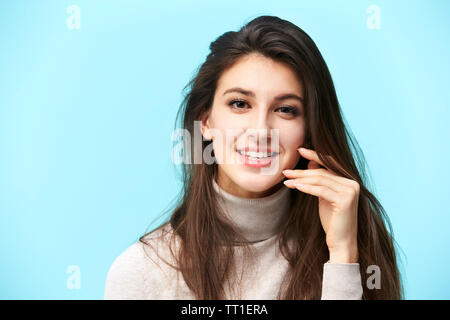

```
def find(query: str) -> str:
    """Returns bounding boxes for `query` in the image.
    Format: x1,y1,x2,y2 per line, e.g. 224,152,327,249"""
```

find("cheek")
279,123,306,164
279,118,305,147
207,113,242,163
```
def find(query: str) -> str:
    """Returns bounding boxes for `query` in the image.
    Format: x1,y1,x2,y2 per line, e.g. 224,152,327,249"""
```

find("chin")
234,173,281,194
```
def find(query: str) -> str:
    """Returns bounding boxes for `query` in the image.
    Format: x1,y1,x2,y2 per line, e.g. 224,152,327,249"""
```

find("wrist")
328,245,359,264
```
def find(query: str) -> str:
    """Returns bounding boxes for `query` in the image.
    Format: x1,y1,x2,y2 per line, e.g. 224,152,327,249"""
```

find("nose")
246,107,272,145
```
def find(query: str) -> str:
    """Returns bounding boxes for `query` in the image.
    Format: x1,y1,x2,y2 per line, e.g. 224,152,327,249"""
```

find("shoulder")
104,223,179,299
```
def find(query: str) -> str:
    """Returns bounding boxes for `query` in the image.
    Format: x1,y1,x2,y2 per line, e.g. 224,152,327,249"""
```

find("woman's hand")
282,147,360,264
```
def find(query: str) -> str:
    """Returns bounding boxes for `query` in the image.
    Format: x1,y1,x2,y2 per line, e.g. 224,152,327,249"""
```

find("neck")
212,178,291,242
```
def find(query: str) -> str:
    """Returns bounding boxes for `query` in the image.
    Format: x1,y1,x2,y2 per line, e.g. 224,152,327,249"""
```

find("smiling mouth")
236,149,279,160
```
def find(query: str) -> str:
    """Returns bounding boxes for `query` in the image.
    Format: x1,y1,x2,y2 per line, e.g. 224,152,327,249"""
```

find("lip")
235,149,279,168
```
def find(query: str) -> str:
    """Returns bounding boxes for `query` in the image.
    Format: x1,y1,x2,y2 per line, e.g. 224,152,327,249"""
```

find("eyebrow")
222,87,304,103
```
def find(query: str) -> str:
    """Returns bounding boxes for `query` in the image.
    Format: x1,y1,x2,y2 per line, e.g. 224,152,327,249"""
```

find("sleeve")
321,262,363,300
104,242,148,300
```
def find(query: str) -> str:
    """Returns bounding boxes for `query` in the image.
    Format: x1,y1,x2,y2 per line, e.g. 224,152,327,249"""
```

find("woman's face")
202,53,306,198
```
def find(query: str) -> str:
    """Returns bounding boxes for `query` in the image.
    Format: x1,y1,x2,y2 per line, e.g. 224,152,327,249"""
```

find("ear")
200,114,213,140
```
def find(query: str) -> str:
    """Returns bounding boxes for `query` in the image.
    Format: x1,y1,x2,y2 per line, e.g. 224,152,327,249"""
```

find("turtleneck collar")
212,178,291,243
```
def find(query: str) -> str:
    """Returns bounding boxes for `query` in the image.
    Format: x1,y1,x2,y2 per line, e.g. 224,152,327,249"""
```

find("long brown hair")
140,15,404,299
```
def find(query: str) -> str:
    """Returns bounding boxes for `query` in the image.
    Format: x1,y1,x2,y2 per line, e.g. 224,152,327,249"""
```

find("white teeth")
237,150,278,158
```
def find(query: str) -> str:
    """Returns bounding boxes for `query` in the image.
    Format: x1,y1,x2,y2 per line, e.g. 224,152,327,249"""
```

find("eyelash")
228,99,299,116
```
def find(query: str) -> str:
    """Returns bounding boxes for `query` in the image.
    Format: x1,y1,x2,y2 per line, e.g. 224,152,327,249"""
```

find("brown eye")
228,99,249,110
275,106,299,116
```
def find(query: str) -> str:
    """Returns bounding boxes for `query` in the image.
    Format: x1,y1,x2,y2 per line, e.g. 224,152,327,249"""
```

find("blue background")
1,0,449,299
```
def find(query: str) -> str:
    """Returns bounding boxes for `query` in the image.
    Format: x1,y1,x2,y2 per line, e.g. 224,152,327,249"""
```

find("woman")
104,15,403,300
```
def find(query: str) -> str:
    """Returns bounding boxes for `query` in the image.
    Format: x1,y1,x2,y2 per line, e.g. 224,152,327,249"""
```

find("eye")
275,105,299,116
228,99,250,110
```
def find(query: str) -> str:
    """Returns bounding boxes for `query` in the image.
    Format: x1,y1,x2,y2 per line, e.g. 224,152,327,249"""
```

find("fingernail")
283,169,294,174
283,180,295,186
299,147,308,153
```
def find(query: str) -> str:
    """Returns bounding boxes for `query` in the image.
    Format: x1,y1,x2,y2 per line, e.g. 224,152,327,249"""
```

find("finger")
298,147,327,169
283,168,356,189
298,147,343,176
284,175,350,194
292,183,340,203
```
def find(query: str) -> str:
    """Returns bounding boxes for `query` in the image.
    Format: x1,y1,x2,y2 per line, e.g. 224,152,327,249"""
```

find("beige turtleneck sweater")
104,179,363,300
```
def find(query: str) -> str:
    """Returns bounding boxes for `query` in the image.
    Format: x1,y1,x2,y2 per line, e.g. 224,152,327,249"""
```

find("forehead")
216,53,303,97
